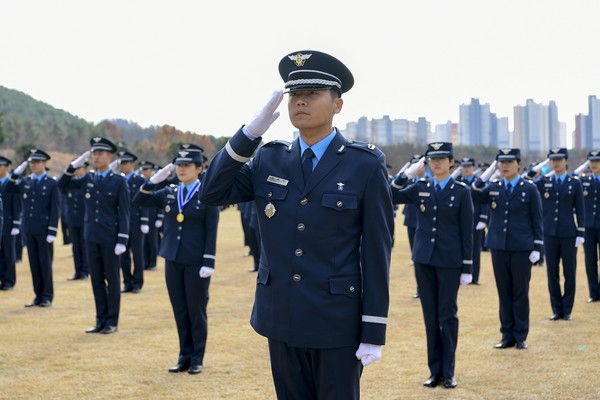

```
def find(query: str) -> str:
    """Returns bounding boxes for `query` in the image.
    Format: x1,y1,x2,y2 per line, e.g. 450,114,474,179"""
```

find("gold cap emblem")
431,143,443,150
178,151,189,158
288,53,312,67
501,148,511,155
93,137,101,143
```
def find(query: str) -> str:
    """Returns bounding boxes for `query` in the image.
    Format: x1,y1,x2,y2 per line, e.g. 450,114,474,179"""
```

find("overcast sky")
2,0,599,145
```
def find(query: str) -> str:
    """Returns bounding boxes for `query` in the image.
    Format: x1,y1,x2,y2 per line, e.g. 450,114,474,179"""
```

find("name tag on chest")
267,176,289,186
418,192,430,197
490,191,500,196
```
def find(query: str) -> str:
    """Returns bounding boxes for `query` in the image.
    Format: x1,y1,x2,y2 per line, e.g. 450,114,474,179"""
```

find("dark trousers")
472,228,483,283
144,225,159,268
70,226,88,277
121,227,145,290
583,228,600,300
268,339,363,400
544,235,577,315
248,226,261,271
414,263,461,379
491,250,532,342
61,218,71,245
0,234,17,287
87,242,121,326
25,233,54,302
240,211,250,247
407,227,418,294
165,261,210,367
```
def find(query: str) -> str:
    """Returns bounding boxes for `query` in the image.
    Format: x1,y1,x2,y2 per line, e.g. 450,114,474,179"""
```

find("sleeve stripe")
140,187,152,194
225,141,251,163
479,215,488,219
463,260,473,264
362,315,387,325
534,240,544,245
203,254,216,259
391,181,402,189
48,227,58,232
578,227,585,232
118,233,129,239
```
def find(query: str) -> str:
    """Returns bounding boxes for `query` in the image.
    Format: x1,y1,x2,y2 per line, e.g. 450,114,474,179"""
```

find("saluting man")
580,150,600,303
528,148,584,320
9,149,60,307
200,50,394,399
472,148,543,350
58,137,130,334
0,156,21,291
117,150,148,293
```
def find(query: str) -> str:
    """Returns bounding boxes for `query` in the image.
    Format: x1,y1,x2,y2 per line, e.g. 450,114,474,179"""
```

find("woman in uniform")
133,144,219,374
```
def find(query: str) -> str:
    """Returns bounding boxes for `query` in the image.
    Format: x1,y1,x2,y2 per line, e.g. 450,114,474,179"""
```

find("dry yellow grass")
1,207,599,400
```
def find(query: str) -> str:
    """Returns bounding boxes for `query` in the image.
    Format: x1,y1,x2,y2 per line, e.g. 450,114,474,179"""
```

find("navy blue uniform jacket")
58,167,130,245
200,128,394,348
580,175,600,229
10,174,59,237
392,177,474,272
133,182,219,267
1,179,21,235
533,175,585,238
472,178,543,252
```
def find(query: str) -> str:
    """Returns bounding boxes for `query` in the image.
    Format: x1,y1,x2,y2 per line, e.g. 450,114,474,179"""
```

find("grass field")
1,207,599,399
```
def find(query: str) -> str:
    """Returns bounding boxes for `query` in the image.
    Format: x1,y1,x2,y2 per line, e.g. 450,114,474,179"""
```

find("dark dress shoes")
100,326,118,334
85,325,104,333
25,300,40,307
39,300,52,307
443,377,457,389
67,274,79,281
168,363,190,373
494,340,516,349
132,288,141,294
0,284,14,291
563,314,572,321
588,298,599,303
549,313,562,320
188,365,203,375
121,287,133,293
516,341,528,350
412,293,420,299
423,375,443,388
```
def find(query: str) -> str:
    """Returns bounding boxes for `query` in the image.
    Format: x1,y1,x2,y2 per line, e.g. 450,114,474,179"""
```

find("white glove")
489,169,501,182
397,161,411,175
451,166,463,179
72,151,91,168
10,227,20,236
533,158,550,172
108,159,121,172
460,273,473,285
14,160,29,175
140,224,149,234
114,243,127,255
155,219,163,228
576,237,585,247
149,163,175,184
529,250,541,264
475,221,487,230
46,235,56,244
355,343,382,367
574,160,590,175
479,160,497,182
404,157,426,179
199,267,214,278
242,90,283,138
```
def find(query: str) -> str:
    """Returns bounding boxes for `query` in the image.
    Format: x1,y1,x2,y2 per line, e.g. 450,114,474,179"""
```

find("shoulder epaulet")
263,140,291,148
345,140,384,157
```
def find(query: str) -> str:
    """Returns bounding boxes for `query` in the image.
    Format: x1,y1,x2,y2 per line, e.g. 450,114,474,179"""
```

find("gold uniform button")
295,249,303,257
293,274,301,282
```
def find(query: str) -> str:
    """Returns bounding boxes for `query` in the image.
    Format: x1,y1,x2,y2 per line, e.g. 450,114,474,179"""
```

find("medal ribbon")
177,180,201,215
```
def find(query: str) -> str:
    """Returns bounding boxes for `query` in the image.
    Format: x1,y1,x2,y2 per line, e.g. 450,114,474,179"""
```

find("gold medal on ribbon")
165,205,171,213
85,193,91,199
584,190,589,196
491,201,497,209
176,213,185,223
264,202,276,218
419,204,426,212
544,192,550,199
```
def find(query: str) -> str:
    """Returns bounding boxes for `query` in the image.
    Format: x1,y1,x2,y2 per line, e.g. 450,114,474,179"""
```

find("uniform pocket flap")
322,193,358,211
329,275,360,297
256,184,288,201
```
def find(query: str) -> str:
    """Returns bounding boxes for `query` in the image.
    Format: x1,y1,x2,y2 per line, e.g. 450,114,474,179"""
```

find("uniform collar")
556,172,567,183
0,175,8,184
298,129,336,162
125,172,134,180
185,179,200,192
434,176,451,190
34,172,47,181
97,169,111,178
503,175,520,188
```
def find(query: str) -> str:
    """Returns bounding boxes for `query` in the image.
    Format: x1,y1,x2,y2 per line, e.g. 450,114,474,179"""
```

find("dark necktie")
183,187,188,198
556,179,561,187
435,184,441,192
97,174,103,184
506,182,512,195
302,148,315,185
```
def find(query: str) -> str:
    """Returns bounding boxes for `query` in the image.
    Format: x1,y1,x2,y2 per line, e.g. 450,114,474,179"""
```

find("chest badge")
85,193,91,199
584,190,589,196
265,202,276,218
337,182,345,191
165,205,171,213
420,204,426,212
491,201,497,209
544,192,550,199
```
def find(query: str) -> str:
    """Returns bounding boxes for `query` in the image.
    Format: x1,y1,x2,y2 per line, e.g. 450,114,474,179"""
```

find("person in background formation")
391,142,473,389
139,160,161,271
456,157,488,285
59,189,71,246
116,150,148,293
58,137,130,334
579,150,600,303
401,154,427,299
200,50,394,400
61,161,90,280
527,148,584,321
134,144,219,375
237,201,252,257
0,156,21,291
471,148,543,350
8,149,60,307
245,201,261,272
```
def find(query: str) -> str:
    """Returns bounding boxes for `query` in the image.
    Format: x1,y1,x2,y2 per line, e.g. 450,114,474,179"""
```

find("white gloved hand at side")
355,343,382,366
575,237,585,247
199,267,214,278
72,151,91,168
46,235,56,244
140,225,149,234
529,250,541,263
150,163,175,184
11,227,20,236
114,243,127,255
475,221,487,230
242,90,283,138
155,219,163,228
460,273,473,285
